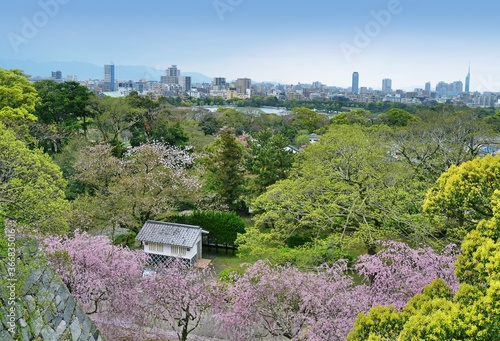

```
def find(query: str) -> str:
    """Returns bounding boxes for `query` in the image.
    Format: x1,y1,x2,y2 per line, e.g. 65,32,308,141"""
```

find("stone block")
55,319,67,337
0,330,15,341
70,318,82,341
40,325,57,341
28,312,44,338
25,295,36,314
63,297,76,323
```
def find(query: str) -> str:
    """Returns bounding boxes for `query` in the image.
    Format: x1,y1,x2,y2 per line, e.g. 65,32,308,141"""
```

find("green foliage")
246,128,294,198
250,125,426,254
378,108,419,127
70,142,200,234
113,231,137,248
347,305,405,341
290,106,329,133
332,109,373,126
33,80,93,128
392,109,495,182
215,108,250,135
203,129,246,210
218,266,247,283
0,122,69,235
274,238,352,268
0,68,39,123
0,217,8,258
93,96,145,143
350,188,500,340
199,112,222,135
423,154,500,242
168,210,245,247
236,226,350,267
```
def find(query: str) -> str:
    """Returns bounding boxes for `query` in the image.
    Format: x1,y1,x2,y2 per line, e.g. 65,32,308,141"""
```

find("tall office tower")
312,81,322,89
425,82,431,92
382,78,392,93
104,64,115,91
436,81,449,97
451,80,463,95
51,70,62,80
352,72,359,94
236,78,251,95
165,65,180,84
213,77,226,89
465,64,471,93
181,76,192,91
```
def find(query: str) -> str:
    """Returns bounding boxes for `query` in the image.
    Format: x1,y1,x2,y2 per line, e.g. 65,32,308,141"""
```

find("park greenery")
2,67,500,340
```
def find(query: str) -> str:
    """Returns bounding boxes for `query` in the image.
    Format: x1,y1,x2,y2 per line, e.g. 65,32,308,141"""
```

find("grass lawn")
204,251,250,275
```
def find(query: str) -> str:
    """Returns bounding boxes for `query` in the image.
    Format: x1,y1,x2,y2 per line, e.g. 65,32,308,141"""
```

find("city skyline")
1,0,500,91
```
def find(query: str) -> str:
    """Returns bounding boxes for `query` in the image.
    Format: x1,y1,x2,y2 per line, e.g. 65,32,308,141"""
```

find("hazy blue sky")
1,0,499,91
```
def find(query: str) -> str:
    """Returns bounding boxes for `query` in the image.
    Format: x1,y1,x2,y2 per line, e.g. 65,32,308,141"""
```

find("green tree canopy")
0,122,69,235
423,154,500,243
202,128,246,210
392,109,495,182
34,80,93,128
93,96,145,152
250,125,427,254
0,68,39,123
349,183,500,340
71,142,201,234
331,109,373,126
378,108,419,127
290,107,329,133
246,128,294,198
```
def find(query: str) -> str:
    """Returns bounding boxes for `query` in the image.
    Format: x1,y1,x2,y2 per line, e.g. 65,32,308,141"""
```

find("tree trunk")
180,310,190,341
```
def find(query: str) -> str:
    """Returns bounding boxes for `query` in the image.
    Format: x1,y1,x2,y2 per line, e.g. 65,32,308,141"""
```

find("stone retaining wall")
0,239,106,341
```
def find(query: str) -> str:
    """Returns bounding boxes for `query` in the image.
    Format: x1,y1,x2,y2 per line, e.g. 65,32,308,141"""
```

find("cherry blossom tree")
354,240,459,309
215,242,459,340
143,260,222,341
71,141,202,233
43,231,147,321
43,232,459,341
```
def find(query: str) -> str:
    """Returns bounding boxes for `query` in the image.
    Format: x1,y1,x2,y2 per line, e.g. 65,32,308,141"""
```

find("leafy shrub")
168,211,245,248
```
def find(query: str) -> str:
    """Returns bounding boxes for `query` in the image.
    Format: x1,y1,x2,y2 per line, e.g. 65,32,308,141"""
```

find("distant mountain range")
0,58,213,84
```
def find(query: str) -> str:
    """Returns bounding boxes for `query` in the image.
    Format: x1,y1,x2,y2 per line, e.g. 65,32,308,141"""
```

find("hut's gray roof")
136,220,207,248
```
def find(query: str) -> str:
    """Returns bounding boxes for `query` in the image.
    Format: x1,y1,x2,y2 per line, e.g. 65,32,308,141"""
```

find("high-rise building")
51,70,62,81
352,72,359,94
425,82,431,92
465,64,471,93
213,77,226,90
382,78,392,93
236,78,251,95
451,80,463,95
104,64,115,91
163,65,180,84
312,81,322,89
436,80,463,97
181,76,192,91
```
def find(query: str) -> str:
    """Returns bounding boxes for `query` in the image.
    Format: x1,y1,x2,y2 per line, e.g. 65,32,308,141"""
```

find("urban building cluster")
32,63,500,108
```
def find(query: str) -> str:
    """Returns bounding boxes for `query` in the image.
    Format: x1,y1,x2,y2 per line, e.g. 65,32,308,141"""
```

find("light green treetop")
0,68,39,123
0,122,69,235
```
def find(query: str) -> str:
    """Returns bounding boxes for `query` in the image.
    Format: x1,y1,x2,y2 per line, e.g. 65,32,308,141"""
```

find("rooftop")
136,220,208,248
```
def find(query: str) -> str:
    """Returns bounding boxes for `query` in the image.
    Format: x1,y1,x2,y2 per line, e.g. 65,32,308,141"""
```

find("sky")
1,0,500,91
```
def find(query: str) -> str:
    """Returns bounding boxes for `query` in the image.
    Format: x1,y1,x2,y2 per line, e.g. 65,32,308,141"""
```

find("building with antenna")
465,64,471,93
